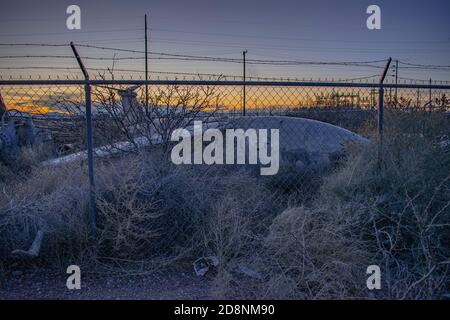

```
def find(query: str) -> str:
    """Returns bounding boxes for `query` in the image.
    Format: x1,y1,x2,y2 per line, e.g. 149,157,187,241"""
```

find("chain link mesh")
1,81,449,206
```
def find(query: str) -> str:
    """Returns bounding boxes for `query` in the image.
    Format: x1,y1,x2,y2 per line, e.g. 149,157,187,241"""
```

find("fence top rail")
0,79,449,90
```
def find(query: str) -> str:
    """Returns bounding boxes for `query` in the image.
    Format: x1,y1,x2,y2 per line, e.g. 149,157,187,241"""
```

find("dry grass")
210,111,449,299
0,150,278,271
0,110,448,299
210,205,370,299
316,124,450,299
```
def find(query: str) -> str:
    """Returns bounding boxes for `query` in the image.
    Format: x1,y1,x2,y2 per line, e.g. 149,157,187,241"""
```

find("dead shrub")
95,155,161,259
1,149,279,270
316,116,450,299
261,207,368,299
211,206,368,299
211,112,449,300
0,161,91,267
1,111,447,300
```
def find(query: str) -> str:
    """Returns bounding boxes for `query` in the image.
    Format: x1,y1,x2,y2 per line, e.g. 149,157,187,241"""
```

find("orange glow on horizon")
1,85,375,116
6,104,70,115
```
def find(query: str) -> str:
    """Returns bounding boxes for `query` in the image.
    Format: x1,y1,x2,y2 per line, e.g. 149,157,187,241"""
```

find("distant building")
315,92,361,108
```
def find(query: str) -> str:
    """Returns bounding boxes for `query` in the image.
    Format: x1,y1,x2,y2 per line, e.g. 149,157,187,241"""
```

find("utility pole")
243,50,247,116
145,14,149,111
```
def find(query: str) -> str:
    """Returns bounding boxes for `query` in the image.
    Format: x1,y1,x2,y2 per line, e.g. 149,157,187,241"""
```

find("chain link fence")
1,79,449,236
1,79,449,297
1,80,448,142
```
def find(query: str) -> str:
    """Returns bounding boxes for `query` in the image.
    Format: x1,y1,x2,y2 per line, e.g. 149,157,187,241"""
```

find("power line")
148,27,450,45
0,43,68,47
0,55,386,67
140,36,450,54
1,43,448,79
399,60,450,68
0,42,390,64
0,48,388,67
0,28,144,37
0,55,74,59
0,38,143,45
398,60,450,70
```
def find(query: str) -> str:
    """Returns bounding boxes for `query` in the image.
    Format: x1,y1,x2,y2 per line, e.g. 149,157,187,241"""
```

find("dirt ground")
0,267,213,300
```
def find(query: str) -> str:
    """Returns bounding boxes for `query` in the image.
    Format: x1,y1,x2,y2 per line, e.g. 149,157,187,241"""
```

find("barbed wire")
0,43,388,67
398,60,450,68
0,70,382,82
1,43,448,70
0,43,449,82
397,76,450,84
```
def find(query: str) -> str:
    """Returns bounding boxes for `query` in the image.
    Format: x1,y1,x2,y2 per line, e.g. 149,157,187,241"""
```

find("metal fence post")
378,86,384,141
243,50,247,116
429,78,432,111
378,58,392,146
84,83,96,240
70,42,97,240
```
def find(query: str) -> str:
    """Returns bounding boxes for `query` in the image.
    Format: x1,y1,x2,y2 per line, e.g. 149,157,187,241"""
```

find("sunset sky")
0,0,449,82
